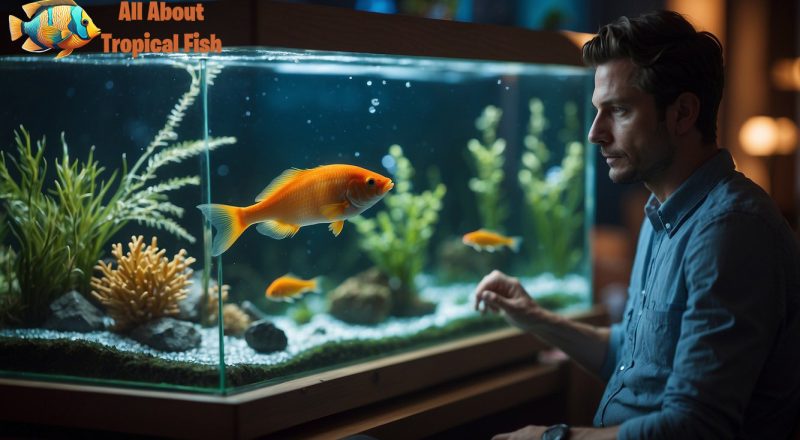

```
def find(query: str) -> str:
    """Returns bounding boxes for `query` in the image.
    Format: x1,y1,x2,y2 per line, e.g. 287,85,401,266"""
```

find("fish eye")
367,178,375,186
82,19,89,26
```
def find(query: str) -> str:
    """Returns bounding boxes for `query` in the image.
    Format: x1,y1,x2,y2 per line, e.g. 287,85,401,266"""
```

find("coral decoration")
91,235,196,331
205,283,251,336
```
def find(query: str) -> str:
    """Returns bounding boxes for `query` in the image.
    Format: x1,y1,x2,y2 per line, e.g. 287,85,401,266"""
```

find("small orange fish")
198,164,394,256
266,275,320,302
9,0,101,59
462,229,522,253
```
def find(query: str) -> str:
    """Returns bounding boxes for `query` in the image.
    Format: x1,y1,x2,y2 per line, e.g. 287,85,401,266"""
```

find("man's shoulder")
699,170,783,226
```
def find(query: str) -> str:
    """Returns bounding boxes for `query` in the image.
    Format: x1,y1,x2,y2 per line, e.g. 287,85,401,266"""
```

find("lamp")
739,116,798,156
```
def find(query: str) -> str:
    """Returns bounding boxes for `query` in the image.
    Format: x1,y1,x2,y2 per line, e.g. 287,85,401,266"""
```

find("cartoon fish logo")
8,0,101,59
462,229,522,253
266,274,321,302
198,164,394,256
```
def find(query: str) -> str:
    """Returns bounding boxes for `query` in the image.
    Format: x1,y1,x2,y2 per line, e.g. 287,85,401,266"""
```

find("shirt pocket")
637,301,686,372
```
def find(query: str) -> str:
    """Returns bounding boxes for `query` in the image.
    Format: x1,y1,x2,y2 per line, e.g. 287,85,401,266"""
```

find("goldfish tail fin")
9,15,23,41
312,276,324,293
197,203,246,256
510,237,523,253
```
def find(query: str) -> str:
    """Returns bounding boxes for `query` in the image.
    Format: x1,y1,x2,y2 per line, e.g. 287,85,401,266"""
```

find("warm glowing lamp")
775,117,798,154
739,116,779,156
771,58,800,91
561,30,594,49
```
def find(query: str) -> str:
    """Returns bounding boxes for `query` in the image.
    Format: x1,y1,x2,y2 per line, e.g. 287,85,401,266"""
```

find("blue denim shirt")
593,149,800,439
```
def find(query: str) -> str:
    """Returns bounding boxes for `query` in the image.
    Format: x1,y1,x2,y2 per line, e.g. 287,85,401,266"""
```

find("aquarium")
0,47,594,394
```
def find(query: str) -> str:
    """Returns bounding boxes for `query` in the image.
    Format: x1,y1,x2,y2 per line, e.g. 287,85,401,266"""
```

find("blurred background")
2,0,798,322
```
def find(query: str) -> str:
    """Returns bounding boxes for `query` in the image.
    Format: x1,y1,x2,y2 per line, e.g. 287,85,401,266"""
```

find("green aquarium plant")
0,65,235,325
517,98,585,277
0,218,21,327
467,105,508,231
351,145,447,317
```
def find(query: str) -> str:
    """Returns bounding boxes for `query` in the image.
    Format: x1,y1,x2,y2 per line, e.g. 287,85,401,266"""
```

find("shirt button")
665,222,672,230
619,365,625,371
641,290,646,296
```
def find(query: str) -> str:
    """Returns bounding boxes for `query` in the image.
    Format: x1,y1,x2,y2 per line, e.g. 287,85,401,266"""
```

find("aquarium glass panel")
0,48,594,393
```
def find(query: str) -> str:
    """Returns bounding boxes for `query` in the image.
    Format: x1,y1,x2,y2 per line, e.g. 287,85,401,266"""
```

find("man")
475,10,800,440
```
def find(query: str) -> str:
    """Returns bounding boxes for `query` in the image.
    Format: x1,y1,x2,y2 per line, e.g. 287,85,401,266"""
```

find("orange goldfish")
9,0,101,59
198,164,394,256
462,229,522,253
266,275,320,302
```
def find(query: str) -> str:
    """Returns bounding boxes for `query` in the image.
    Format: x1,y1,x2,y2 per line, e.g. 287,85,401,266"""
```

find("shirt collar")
644,149,734,235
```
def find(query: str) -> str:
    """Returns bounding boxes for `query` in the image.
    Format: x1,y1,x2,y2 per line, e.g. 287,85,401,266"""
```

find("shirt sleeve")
618,213,784,439
599,322,623,382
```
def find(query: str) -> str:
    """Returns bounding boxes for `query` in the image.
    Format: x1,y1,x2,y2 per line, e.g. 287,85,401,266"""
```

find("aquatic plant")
291,303,314,326
467,105,508,231
0,65,235,324
0,219,21,327
351,145,447,316
517,98,585,277
90,235,196,332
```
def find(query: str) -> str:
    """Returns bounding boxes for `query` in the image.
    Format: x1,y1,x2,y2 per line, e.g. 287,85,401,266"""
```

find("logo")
8,0,101,59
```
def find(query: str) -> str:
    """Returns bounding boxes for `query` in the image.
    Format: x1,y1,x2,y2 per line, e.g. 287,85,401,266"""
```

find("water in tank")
0,47,594,392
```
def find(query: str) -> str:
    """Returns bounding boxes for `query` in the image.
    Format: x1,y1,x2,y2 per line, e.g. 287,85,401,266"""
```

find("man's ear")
672,92,701,136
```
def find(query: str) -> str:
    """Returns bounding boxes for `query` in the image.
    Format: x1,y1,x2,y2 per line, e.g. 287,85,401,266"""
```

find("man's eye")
612,106,627,115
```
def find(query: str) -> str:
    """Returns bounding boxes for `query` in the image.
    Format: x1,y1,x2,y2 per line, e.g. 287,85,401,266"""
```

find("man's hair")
582,10,724,145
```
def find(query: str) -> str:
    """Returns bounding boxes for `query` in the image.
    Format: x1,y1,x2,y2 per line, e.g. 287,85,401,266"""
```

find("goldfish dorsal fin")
255,168,304,202
22,0,77,19
21,37,48,52
256,220,300,239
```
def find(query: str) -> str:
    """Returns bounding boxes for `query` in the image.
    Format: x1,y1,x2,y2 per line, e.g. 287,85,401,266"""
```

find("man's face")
588,59,675,185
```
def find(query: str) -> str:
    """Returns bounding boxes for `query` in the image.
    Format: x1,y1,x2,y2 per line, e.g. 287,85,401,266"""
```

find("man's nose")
587,114,609,147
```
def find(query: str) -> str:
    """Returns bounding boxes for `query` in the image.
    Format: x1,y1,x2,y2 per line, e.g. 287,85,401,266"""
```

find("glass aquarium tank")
0,47,594,394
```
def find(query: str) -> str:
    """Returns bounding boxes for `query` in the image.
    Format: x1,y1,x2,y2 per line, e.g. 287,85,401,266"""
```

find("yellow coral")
206,284,251,335
222,304,251,336
91,235,196,331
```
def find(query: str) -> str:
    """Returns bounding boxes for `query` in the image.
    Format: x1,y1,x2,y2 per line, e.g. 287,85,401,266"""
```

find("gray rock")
245,320,287,353
129,317,201,352
177,273,208,322
328,268,392,325
43,291,105,332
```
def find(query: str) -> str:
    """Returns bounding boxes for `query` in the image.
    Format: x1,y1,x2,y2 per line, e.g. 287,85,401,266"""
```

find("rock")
129,317,201,352
178,273,217,322
177,275,202,322
43,291,105,332
328,267,392,325
245,320,288,353
436,238,506,283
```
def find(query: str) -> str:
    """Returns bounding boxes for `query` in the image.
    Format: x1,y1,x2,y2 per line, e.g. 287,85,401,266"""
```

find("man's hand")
491,425,547,440
474,270,545,331
492,425,621,440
